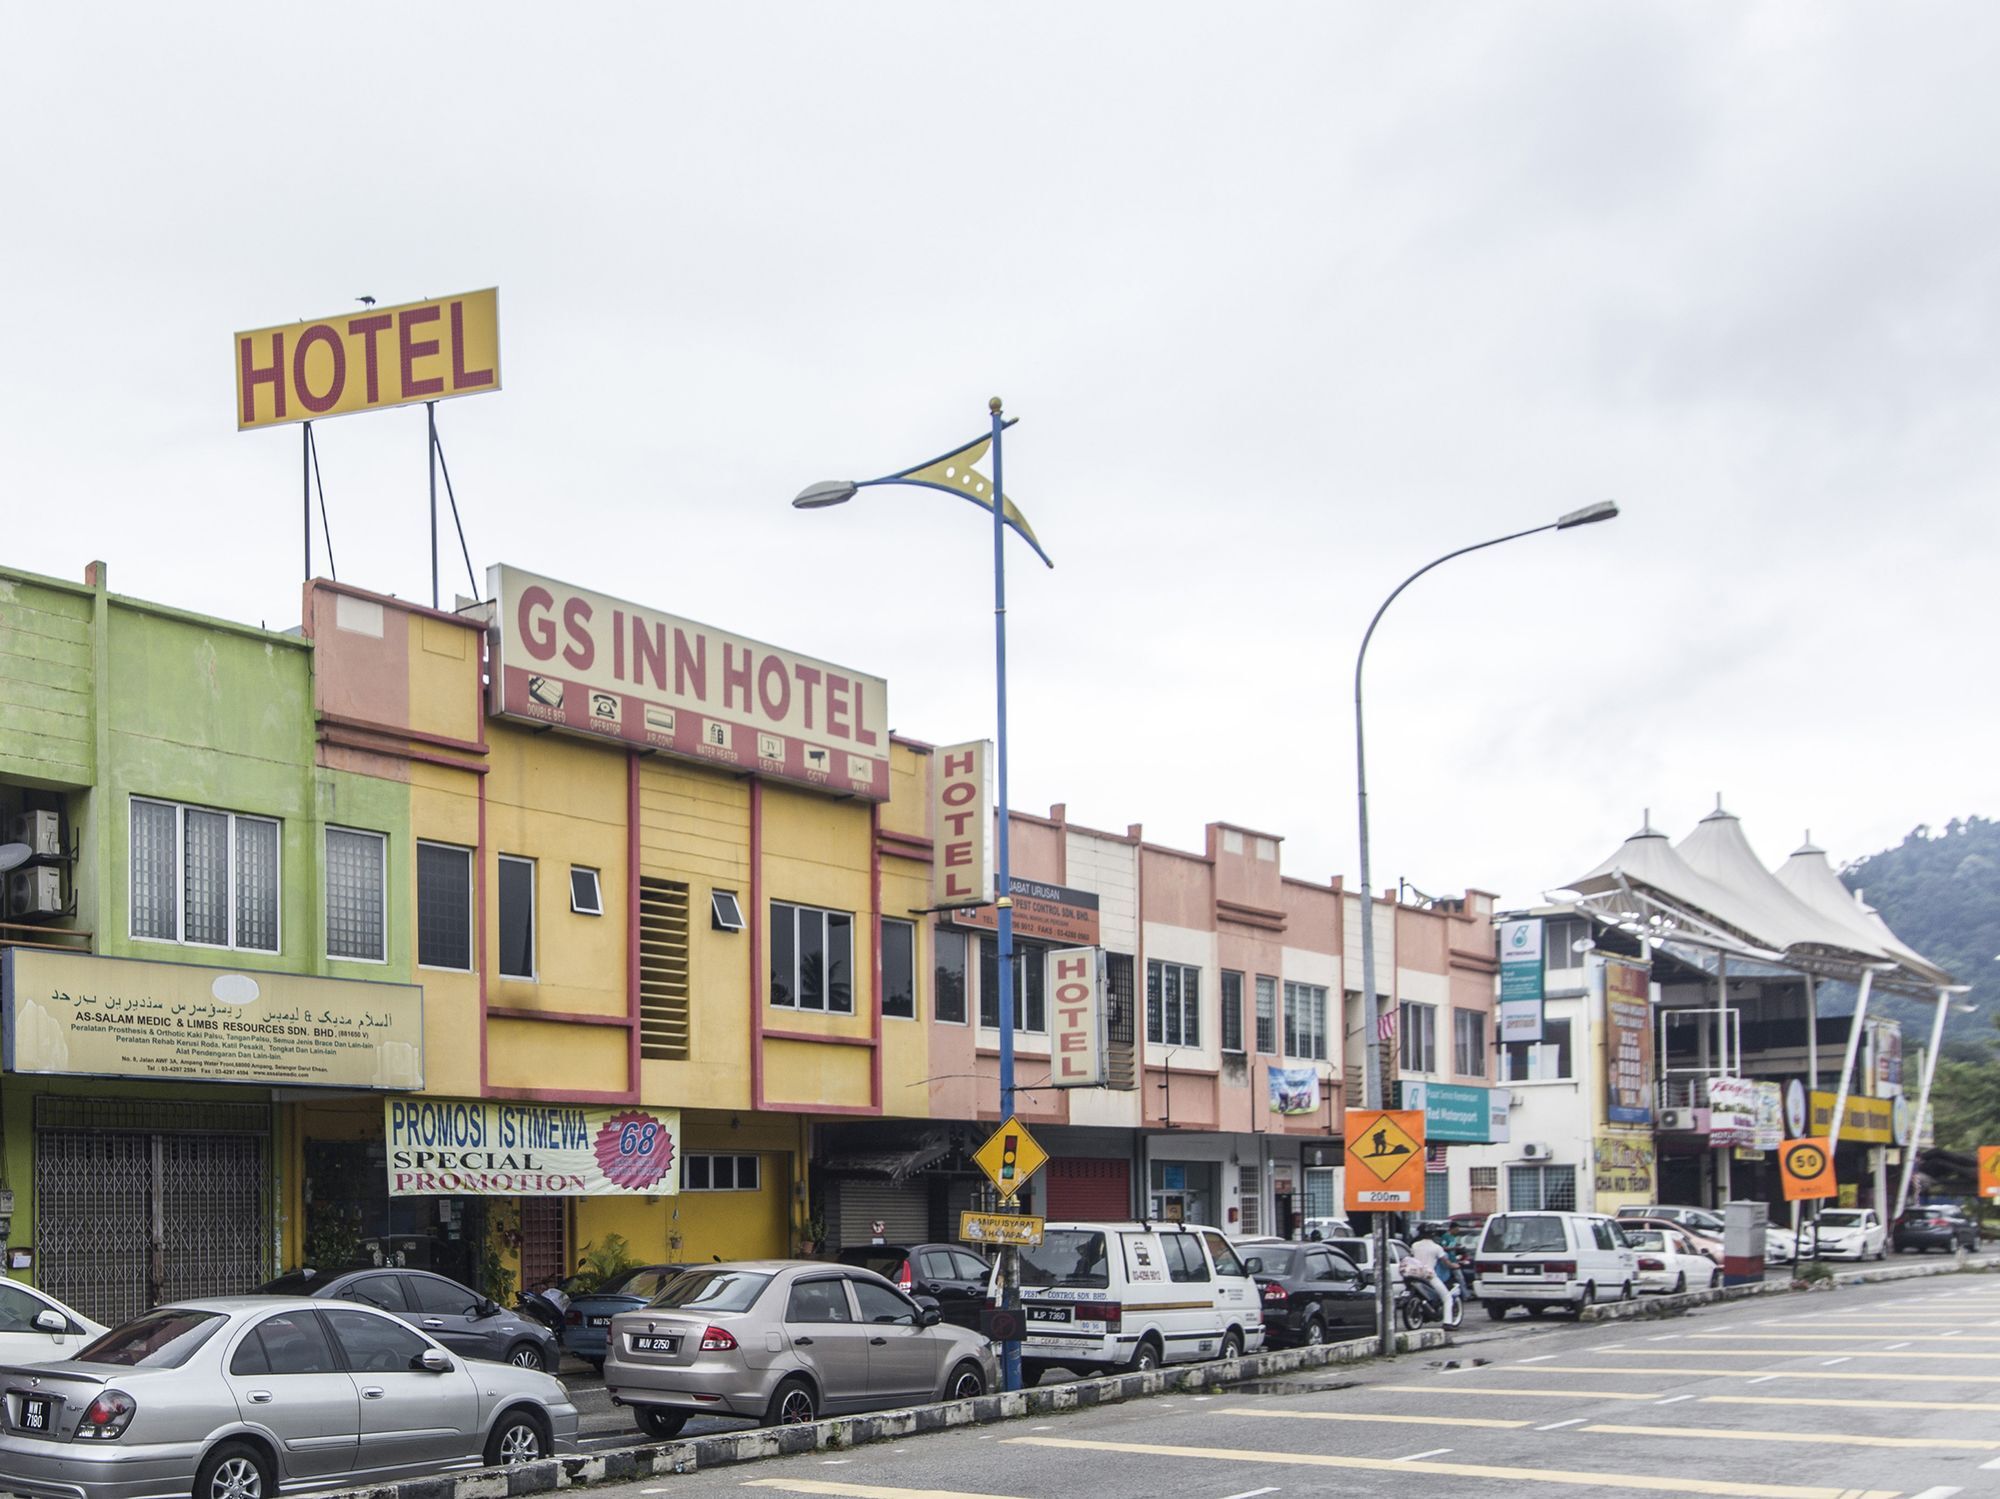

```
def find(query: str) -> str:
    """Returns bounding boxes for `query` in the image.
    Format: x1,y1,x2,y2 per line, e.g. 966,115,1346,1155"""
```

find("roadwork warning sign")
1344,1108,1427,1210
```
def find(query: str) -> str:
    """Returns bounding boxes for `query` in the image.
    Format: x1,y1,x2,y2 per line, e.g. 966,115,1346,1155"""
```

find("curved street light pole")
1354,500,1617,1354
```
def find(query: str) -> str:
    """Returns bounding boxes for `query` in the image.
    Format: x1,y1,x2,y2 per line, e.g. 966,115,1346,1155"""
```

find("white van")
1472,1210,1639,1318
994,1221,1265,1375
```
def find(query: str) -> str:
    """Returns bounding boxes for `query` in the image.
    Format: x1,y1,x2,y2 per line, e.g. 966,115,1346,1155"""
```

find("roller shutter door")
828,1178,928,1251
1045,1157,1131,1220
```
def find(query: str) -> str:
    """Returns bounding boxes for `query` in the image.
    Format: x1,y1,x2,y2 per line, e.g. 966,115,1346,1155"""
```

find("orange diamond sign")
1979,1145,1999,1200
1344,1108,1426,1210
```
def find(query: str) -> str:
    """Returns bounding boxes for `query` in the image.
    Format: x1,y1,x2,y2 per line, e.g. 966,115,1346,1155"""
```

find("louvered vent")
639,876,691,1060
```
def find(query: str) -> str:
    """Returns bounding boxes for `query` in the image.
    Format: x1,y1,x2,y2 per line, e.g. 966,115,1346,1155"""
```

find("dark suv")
835,1242,992,1328
258,1266,561,1369
1893,1206,1980,1254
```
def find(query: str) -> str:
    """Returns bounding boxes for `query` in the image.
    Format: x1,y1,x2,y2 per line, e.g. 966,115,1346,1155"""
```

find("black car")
1893,1206,1981,1253
1240,1241,1375,1347
258,1266,561,1370
835,1242,992,1328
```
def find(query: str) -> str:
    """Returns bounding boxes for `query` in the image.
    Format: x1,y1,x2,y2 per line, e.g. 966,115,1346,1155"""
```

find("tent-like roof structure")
1565,816,1778,957
1676,805,1886,959
1775,837,1955,989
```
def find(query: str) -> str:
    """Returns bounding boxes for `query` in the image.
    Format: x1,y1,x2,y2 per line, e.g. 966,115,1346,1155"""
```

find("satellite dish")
0,844,32,874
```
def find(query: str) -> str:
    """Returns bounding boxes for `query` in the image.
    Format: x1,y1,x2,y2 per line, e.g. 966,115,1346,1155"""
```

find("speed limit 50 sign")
1779,1137,1837,1202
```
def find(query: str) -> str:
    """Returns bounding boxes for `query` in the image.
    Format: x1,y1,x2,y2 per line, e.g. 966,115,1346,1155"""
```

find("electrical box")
1722,1198,1767,1286
7,866,61,918
8,810,62,858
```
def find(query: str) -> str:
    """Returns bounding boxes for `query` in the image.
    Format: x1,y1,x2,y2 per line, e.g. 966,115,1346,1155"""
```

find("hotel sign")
931,741,994,909
488,565,890,800
1048,946,1105,1088
2,949,422,1090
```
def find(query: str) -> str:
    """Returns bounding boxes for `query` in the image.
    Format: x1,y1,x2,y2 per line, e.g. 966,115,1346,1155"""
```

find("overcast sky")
4,4,1993,910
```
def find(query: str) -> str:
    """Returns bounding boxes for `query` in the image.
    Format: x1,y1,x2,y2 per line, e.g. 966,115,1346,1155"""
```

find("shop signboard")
1593,1134,1656,1198
3,949,422,1090
1809,1090,1896,1144
1497,917,1544,1044
487,564,890,800
1753,1080,1784,1151
1397,1080,1498,1143
1048,946,1105,1088
1601,956,1653,1126
950,878,1100,947
385,1100,681,1196
235,289,501,430
1705,1076,1759,1149
1268,1065,1322,1115
931,740,994,909
1869,1019,1904,1098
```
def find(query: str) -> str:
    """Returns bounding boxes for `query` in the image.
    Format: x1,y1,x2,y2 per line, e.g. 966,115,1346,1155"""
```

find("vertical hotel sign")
236,290,500,429
1048,947,1105,1088
1497,917,1545,1045
931,741,994,908
486,566,890,800
1601,955,1653,1126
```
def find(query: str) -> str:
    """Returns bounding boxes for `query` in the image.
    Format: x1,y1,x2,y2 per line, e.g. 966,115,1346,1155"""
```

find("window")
1507,1164,1578,1212
78,1309,224,1368
0,1285,55,1334
1220,971,1244,1053
1591,1219,1619,1252
934,928,968,1025
1398,1001,1437,1074
1453,1008,1487,1078
852,1280,917,1326
1201,1230,1245,1278
325,827,386,961
497,855,536,979
322,1308,429,1374
978,937,1047,1032
1501,1018,1574,1082
570,866,603,916
1145,960,1201,1048
1254,975,1277,1054
785,1279,853,1324
711,889,744,931
770,901,854,1012
417,842,473,971
345,1275,407,1312
407,1275,478,1315
129,798,280,953
234,1311,338,1376
1284,982,1329,1060
1162,1234,1210,1284
682,1153,761,1191
1543,917,1591,973
881,918,917,1020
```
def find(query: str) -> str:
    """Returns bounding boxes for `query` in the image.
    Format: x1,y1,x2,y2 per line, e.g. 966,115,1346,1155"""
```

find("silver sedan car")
605,1261,997,1436
0,1297,578,1499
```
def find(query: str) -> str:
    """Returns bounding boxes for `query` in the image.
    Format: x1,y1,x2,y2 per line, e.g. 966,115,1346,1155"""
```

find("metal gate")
519,1197,566,1292
35,1098,271,1328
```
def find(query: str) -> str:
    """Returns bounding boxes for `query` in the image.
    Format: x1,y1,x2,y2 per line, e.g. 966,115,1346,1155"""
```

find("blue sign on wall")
1398,1080,1497,1143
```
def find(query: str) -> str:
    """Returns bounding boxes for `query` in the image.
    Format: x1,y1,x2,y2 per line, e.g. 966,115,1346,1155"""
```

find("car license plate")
20,1396,51,1432
631,1335,680,1352
1030,1305,1073,1324
587,1315,612,1327
1507,1264,1540,1276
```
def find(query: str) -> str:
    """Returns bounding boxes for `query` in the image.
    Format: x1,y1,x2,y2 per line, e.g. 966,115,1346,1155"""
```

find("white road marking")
1653,1395,1694,1405
1748,1375,1781,1384
1943,1330,1963,1338
1536,1418,1588,1430
1518,1354,1558,1363
821,1459,852,1466
1884,1343,1911,1350
1031,1426,1054,1432
1219,1489,1280,1499
1908,1487,1962,1498
1819,1358,1851,1366
1645,1333,1681,1341
1984,1455,2000,1470
1397,1447,1453,1461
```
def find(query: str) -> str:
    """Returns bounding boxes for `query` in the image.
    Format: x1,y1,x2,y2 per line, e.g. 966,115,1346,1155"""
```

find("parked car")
1473,1210,1639,1318
604,1261,995,1436
1302,1216,1354,1240
0,1297,577,1499
1805,1208,1887,1261
0,1278,105,1367
563,1264,687,1371
1893,1205,1980,1254
1239,1242,1375,1347
1616,1214,1722,1262
1005,1221,1265,1378
1623,1225,1722,1295
1325,1235,1413,1288
1616,1204,1726,1236
835,1243,992,1330
258,1267,562,1370
1765,1220,1800,1264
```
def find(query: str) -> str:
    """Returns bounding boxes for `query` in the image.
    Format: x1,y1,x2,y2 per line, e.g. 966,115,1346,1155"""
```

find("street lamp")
1353,498,1619,1353
794,398,1052,1392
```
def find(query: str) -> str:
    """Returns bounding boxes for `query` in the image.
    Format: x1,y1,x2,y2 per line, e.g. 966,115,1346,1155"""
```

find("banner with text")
386,1099,681,1196
930,741,994,909
950,878,1100,947
1268,1065,1322,1116
1600,956,1654,1126
1048,946,1105,1088
1497,917,1545,1044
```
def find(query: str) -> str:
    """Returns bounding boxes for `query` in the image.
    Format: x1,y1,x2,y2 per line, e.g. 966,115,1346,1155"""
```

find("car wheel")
1218,1328,1244,1361
637,1407,687,1440
1619,1280,1635,1303
1485,1302,1510,1322
948,1361,987,1401
1672,1272,1686,1295
483,1408,550,1467
1574,1282,1596,1317
506,1342,549,1371
765,1376,819,1426
196,1441,272,1499
1709,1266,1722,1288
1127,1336,1163,1372
585,1356,605,1375
1525,1304,1548,1319
1303,1315,1327,1345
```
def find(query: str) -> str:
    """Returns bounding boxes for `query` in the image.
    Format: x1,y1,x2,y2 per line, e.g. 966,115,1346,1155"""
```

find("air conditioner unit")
8,810,61,858
1659,1108,1696,1132
7,866,61,919
1518,1142,1553,1160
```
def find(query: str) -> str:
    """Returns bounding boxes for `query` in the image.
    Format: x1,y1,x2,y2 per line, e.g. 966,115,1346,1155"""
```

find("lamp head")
1556,499,1619,529
792,480,858,510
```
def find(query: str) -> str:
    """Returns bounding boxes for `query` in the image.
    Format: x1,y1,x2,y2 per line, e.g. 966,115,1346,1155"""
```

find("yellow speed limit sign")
1780,1137,1837,1201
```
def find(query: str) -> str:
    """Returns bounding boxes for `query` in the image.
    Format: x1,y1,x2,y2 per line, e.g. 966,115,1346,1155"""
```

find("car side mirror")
914,1297,942,1329
416,1348,454,1373
475,1299,501,1319
32,1309,65,1335
1242,1257,1262,1275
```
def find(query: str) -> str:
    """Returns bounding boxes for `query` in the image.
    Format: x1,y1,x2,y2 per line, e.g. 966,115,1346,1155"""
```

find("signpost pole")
988,401,1022,1395
427,401,440,610
303,420,312,582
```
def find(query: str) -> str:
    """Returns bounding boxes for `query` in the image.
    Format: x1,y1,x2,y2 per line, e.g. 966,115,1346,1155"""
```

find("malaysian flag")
1377,1008,1396,1040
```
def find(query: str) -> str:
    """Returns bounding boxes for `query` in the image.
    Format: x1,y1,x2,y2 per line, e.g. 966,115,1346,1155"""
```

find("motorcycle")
514,1281,569,1339
1397,1272,1464,1331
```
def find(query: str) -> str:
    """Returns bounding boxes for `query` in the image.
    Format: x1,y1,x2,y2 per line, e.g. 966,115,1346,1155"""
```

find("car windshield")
1819,1211,1864,1228
258,1269,357,1295
1251,1247,1301,1276
1483,1216,1569,1253
837,1249,911,1278
646,1269,771,1313
77,1309,225,1367
603,1267,681,1300
1624,1229,1666,1250
1328,1238,1371,1264
1019,1231,1109,1289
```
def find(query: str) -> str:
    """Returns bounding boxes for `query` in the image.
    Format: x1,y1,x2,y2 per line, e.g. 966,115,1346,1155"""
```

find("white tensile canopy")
1774,838,1954,989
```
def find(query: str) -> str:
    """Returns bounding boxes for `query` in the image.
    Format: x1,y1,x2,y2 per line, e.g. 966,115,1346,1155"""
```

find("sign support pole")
427,400,440,610
989,398,1022,1396
303,420,313,583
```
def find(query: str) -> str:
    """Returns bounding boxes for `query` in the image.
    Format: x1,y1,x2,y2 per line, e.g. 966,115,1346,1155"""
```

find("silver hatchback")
604,1261,996,1436
0,1297,578,1499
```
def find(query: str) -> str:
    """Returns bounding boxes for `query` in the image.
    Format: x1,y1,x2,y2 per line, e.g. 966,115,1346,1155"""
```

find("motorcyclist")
1398,1249,1445,1320
1409,1232,1460,1318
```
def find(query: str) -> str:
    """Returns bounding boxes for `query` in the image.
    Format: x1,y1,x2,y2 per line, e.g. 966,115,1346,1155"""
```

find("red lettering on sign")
945,845,972,866
721,644,754,713
239,333,286,425
450,299,496,389
1054,955,1088,981
562,597,594,669
943,748,976,778
631,617,668,689
292,324,345,413
347,314,393,403
758,655,792,719
792,663,822,728
1058,1033,1089,1052
825,674,852,737
674,629,706,699
944,870,974,898
942,781,976,807
941,808,975,836
399,305,444,397
518,587,557,660
851,676,878,746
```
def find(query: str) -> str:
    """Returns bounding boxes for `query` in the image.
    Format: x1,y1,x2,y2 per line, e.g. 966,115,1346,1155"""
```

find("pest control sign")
386,1099,681,1196
1344,1108,1427,1210
1779,1137,1837,1202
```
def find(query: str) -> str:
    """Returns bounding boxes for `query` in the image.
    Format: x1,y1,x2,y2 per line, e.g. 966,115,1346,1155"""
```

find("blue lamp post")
795,398,1052,1391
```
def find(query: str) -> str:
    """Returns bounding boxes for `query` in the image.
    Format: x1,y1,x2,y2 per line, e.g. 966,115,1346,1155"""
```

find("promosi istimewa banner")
386,1099,681,1196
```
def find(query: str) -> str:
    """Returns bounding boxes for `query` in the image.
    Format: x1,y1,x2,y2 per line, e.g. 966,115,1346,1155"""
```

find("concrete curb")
1578,1253,1999,1323
331,1328,1449,1499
